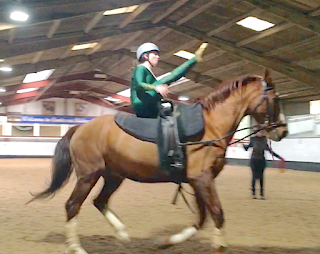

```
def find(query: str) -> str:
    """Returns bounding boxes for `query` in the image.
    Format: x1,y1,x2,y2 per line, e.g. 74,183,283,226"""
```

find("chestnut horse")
28,70,287,254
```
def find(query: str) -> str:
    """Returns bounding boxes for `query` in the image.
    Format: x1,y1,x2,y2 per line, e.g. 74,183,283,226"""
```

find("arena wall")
0,136,319,172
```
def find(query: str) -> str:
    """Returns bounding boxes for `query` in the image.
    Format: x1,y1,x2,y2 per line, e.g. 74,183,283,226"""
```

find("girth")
114,103,204,178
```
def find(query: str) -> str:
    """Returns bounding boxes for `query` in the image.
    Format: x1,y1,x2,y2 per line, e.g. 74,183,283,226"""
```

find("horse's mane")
198,75,263,110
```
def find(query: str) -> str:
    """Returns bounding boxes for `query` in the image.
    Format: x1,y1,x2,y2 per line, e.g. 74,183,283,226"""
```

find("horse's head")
247,69,288,142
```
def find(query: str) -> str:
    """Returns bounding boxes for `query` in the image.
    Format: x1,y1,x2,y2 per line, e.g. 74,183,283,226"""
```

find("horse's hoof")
65,246,89,254
116,231,131,243
155,236,173,249
212,245,228,253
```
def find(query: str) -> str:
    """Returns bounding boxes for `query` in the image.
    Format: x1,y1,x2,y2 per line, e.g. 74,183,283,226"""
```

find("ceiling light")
0,59,4,63
0,66,12,72
236,17,275,31
0,87,6,93
117,89,130,97
174,50,195,60
71,42,98,51
178,96,189,101
16,87,39,94
103,5,139,16
94,73,107,79
23,69,55,83
10,11,29,22
105,96,122,102
0,102,2,105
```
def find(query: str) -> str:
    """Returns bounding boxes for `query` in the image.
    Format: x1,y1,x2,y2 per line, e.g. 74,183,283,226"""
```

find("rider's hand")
155,84,169,98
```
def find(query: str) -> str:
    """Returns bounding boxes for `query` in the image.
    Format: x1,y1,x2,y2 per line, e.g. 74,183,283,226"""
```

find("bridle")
256,80,286,138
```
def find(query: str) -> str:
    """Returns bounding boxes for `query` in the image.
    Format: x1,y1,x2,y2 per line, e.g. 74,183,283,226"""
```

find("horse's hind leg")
93,175,129,242
65,172,100,254
157,185,207,248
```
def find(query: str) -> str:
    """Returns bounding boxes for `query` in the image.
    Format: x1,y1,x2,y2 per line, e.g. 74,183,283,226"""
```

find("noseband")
259,80,286,131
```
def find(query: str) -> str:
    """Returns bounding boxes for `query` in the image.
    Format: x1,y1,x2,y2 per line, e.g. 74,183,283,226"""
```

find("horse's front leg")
156,184,207,248
191,171,227,253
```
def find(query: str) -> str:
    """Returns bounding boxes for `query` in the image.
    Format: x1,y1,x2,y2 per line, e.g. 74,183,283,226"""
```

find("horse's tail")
26,125,80,204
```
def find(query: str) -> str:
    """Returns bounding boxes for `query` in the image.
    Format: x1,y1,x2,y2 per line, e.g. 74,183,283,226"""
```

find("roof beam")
285,93,320,101
203,60,249,76
153,0,190,24
206,8,262,36
309,7,320,17
0,51,128,81
59,46,74,59
113,31,143,50
1,90,40,102
47,20,61,39
76,95,115,108
105,55,129,72
292,52,320,65
264,35,320,56
0,22,161,59
31,51,44,64
32,65,76,102
152,27,171,41
5,80,51,93
3,71,131,94
119,3,152,28
236,22,294,47
160,39,198,60
245,0,320,35
8,29,15,44
278,87,315,97
164,20,320,89
84,12,104,34
87,38,110,55
176,0,221,25
0,0,169,28
202,50,225,62
56,71,107,83
48,82,131,103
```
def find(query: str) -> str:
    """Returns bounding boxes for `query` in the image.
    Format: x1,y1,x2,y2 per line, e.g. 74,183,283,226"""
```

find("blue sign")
20,115,95,125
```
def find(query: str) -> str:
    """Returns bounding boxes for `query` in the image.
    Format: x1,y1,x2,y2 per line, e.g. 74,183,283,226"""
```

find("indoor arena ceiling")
0,0,319,112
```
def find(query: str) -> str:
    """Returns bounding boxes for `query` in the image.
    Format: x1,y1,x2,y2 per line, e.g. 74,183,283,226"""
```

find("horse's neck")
204,85,257,145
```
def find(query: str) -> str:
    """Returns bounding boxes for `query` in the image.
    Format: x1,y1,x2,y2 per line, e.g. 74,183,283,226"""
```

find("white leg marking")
212,227,228,248
105,209,130,242
65,217,89,254
169,226,197,245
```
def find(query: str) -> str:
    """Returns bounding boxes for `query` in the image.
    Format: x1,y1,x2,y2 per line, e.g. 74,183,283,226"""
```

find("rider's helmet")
136,42,159,62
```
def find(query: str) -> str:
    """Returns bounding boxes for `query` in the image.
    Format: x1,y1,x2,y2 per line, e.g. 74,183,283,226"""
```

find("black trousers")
250,158,266,195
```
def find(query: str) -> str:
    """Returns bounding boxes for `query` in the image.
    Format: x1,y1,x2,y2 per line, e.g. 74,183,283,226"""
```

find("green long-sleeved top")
130,57,196,118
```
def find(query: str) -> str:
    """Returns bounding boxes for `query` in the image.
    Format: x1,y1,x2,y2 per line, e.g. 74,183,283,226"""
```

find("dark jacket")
244,136,283,160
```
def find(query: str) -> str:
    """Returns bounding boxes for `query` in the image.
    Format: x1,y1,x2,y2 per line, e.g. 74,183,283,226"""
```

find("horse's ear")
264,68,272,85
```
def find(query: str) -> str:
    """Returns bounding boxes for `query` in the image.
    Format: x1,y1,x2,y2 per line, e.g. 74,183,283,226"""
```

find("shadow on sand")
37,228,320,254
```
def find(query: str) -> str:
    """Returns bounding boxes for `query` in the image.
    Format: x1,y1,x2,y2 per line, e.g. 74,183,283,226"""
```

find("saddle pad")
176,103,204,143
115,112,159,143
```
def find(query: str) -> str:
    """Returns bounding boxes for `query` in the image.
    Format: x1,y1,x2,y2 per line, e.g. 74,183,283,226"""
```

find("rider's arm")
134,66,157,91
156,57,196,85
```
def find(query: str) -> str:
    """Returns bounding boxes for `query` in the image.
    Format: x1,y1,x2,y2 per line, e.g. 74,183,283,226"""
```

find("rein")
172,80,285,214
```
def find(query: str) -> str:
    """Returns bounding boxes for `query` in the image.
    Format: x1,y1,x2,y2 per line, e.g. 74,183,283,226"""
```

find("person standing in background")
244,130,286,199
